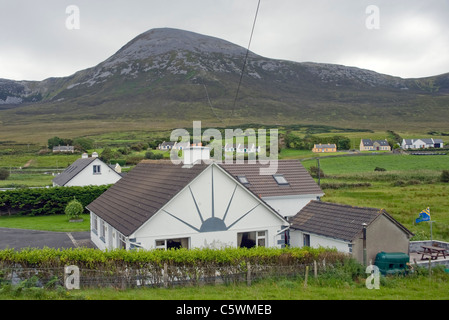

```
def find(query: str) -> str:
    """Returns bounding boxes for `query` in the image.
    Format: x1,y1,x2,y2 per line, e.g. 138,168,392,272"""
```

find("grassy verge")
0,214,90,232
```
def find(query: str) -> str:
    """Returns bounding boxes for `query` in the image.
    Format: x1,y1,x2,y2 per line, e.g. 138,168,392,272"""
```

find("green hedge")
0,246,345,269
0,185,110,216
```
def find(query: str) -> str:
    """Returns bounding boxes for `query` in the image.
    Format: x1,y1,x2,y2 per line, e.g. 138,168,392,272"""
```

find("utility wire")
230,0,261,118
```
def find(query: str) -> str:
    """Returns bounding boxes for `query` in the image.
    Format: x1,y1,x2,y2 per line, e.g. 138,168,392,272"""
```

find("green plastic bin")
374,252,409,275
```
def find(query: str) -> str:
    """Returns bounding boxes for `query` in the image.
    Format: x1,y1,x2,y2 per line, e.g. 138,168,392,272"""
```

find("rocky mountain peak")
103,28,256,67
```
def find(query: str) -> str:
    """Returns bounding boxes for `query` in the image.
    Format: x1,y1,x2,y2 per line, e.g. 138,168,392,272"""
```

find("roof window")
273,174,289,185
237,175,249,184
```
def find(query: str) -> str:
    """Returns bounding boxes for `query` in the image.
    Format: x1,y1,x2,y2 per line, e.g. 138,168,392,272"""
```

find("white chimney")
115,163,122,173
183,146,210,167
92,152,99,158
82,153,88,159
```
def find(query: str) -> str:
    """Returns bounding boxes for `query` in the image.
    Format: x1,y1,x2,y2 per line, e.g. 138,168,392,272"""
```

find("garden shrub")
65,198,84,220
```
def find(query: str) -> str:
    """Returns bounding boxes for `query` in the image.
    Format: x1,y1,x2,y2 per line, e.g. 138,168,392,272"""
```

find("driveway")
0,228,95,250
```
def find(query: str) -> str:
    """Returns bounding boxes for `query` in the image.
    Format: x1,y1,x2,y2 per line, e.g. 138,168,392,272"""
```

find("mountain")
1,28,449,131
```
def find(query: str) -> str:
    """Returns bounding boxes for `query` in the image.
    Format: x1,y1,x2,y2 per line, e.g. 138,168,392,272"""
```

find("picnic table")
419,245,448,260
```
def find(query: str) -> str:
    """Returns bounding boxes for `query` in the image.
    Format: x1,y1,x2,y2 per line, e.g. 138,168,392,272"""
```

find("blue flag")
415,207,431,224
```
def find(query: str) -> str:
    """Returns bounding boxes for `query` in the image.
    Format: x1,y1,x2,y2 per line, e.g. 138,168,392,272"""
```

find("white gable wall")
263,194,323,218
65,158,121,187
131,164,288,250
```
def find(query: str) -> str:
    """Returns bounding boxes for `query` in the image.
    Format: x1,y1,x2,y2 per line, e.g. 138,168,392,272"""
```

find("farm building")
312,144,337,153
87,157,324,251
360,139,391,151
289,201,414,264
52,145,75,153
52,153,123,187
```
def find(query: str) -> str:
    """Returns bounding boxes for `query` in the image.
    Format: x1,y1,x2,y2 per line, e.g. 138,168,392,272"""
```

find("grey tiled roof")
290,201,413,242
52,157,97,186
220,160,324,198
87,161,208,236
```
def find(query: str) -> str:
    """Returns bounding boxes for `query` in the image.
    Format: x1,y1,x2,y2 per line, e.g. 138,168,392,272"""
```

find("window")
99,220,106,242
237,231,266,248
155,238,189,250
93,165,101,174
118,233,126,249
273,174,288,185
237,175,249,184
91,214,98,235
303,234,310,247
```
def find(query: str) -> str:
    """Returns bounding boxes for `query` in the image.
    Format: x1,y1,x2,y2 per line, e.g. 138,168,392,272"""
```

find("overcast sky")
1,0,448,81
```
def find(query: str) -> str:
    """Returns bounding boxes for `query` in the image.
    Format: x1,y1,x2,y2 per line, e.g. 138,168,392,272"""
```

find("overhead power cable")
230,0,261,118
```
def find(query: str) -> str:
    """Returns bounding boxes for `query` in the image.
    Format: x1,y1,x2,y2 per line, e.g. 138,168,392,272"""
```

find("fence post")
247,262,251,286
304,265,309,288
163,263,168,288
314,260,317,278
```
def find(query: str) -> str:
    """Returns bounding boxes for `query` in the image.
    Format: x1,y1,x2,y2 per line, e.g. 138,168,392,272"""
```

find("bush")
0,185,109,216
145,151,163,160
0,169,9,181
65,198,84,221
309,166,325,178
374,167,386,172
441,170,449,183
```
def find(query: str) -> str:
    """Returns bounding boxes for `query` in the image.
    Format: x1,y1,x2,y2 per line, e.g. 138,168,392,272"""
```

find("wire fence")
1,259,333,290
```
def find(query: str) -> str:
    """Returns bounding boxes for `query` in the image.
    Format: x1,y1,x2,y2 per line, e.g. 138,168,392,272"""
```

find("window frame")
93,165,101,175
273,174,289,185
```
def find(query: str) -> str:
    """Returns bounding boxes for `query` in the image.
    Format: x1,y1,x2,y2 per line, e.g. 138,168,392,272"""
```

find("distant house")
312,144,336,153
401,138,444,150
158,141,175,150
289,201,414,264
86,159,323,251
360,139,391,151
172,141,190,150
52,153,123,187
224,143,261,153
53,145,75,153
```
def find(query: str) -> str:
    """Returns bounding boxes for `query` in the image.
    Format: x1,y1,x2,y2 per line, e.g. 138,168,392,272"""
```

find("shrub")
65,198,84,221
441,170,449,183
374,167,386,172
0,169,9,181
0,185,109,216
309,166,325,178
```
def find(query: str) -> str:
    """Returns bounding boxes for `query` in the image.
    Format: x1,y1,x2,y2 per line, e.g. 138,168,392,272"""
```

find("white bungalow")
52,153,123,187
87,158,323,251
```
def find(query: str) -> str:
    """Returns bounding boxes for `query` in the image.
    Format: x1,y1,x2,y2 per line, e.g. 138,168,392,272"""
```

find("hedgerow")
0,185,109,216
0,247,348,288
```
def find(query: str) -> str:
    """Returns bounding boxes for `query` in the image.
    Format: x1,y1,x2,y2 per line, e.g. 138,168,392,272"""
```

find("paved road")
0,228,95,250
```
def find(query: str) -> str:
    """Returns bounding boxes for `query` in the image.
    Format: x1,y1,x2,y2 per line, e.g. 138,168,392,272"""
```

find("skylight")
237,176,249,184
273,174,288,185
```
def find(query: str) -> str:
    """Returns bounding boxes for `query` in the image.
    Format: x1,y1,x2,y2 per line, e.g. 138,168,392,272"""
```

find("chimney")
82,153,88,159
115,163,122,173
92,152,99,158
183,146,210,167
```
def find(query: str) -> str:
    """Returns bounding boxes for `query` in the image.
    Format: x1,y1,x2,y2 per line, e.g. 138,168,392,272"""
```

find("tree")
65,198,84,221
48,136,64,149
